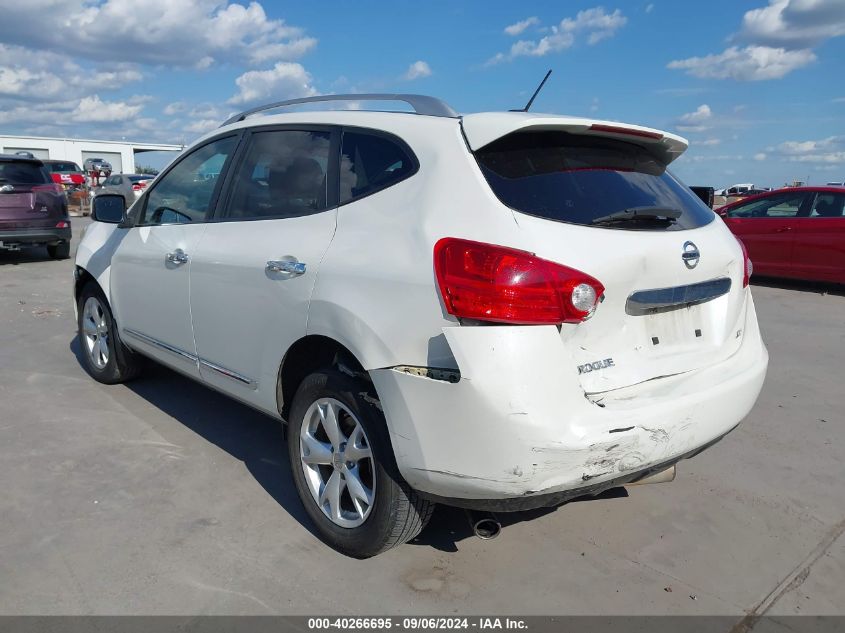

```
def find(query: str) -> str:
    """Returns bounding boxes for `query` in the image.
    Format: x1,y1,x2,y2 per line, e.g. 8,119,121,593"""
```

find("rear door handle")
165,249,189,264
774,227,793,233
266,259,306,275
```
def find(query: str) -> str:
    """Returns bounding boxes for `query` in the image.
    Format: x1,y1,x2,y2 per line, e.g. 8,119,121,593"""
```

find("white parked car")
74,94,768,557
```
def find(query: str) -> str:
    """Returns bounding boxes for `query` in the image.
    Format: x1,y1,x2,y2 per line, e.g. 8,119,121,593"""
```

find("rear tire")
48,241,70,259
287,369,434,558
77,282,143,384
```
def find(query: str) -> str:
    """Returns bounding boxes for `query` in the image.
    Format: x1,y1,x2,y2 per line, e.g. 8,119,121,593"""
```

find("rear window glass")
0,161,49,184
476,132,714,231
128,175,150,182
46,162,81,173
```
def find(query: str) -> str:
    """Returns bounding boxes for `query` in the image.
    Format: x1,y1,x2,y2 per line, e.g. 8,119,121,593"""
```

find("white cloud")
667,45,816,80
72,95,144,123
0,1,317,69
668,0,845,81
0,44,143,101
504,17,540,36
403,60,432,80
739,0,845,49
776,135,845,162
228,62,317,105
755,152,768,160
676,104,713,132
590,97,600,113
645,3,655,13
701,138,722,146
487,8,627,64
163,101,187,116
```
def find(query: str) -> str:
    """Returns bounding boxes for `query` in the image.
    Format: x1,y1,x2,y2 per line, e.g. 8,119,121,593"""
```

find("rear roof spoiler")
461,112,688,165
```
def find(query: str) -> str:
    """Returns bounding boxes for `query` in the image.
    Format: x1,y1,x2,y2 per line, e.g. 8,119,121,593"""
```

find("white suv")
75,94,768,557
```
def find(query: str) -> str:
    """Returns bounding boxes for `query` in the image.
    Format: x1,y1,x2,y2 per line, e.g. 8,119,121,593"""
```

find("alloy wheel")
299,397,376,528
81,296,110,370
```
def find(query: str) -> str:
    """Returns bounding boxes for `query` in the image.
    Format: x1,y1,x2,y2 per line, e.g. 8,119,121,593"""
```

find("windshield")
47,162,82,173
476,131,714,231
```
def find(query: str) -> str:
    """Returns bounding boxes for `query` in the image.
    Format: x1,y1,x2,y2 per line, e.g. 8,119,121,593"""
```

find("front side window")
224,130,331,221
726,193,806,218
809,193,845,218
139,136,236,226
476,131,713,231
339,131,416,203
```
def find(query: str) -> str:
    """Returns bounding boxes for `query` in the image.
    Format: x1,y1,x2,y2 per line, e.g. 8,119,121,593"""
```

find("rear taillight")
434,238,605,325
50,174,63,184
737,237,752,287
56,221,69,228
132,184,142,191
33,183,63,194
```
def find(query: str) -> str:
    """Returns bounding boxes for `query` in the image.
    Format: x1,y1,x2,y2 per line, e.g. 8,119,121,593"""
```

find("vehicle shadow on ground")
411,488,628,552
70,335,630,553
68,336,321,541
751,276,845,297
0,248,52,265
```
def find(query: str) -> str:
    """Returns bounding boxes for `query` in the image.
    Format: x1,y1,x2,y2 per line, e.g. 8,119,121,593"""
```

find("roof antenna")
511,69,552,112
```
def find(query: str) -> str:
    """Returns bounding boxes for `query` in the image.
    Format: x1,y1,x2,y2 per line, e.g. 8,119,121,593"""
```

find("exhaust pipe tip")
472,517,502,540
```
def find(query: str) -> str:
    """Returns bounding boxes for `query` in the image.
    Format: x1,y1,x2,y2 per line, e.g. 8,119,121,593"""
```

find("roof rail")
221,93,459,127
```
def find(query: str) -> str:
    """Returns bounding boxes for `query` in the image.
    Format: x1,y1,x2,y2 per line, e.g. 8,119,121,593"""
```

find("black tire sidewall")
287,369,407,558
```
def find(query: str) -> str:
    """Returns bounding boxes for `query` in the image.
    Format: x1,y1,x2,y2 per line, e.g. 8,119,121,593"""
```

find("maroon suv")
0,154,71,259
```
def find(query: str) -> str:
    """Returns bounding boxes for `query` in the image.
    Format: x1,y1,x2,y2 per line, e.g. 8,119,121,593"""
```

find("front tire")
287,369,434,558
77,282,143,384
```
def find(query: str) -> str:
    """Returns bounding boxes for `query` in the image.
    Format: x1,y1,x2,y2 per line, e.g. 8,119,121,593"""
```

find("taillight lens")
132,184,142,191
434,238,605,324
737,237,752,287
33,183,63,194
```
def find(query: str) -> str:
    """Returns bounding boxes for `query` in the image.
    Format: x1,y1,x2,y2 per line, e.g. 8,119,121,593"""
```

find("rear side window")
810,193,845,217
224,129,331,221
0,161,49,185
339,131,416,204
476,131,714,231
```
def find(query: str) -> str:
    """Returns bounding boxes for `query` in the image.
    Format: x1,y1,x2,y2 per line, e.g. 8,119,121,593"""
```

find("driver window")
139,136,236,226
726,194,806,219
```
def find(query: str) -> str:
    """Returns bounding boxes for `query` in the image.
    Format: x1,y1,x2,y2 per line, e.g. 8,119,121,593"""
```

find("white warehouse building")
0,134,183,173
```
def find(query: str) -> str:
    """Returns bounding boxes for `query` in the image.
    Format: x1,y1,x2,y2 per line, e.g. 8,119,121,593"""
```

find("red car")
718,187,845,284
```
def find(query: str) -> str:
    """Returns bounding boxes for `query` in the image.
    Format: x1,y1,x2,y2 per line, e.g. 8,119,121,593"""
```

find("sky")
0,0,844,188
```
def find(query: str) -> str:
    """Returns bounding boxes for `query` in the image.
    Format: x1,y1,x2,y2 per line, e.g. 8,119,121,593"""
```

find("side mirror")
91,194,125,224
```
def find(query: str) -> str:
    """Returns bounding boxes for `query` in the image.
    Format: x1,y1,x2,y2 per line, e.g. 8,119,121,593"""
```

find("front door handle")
266,259,307,275
166,249,189,264
774,227,793,233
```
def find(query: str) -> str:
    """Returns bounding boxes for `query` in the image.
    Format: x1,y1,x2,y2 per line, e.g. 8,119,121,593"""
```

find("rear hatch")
463,115,747,393
0,159,66,231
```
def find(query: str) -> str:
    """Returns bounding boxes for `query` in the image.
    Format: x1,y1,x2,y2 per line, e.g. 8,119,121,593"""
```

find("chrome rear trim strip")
626,277,732,316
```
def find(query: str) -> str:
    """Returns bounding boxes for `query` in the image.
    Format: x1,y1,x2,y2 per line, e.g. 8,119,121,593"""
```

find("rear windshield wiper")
591,207,682,226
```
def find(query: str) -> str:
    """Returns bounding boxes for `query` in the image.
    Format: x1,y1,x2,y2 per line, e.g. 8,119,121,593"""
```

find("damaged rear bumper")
369,293,768,508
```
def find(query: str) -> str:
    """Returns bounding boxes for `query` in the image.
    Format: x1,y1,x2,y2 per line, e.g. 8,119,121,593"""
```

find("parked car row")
0,154,71,258
719,187,845,284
